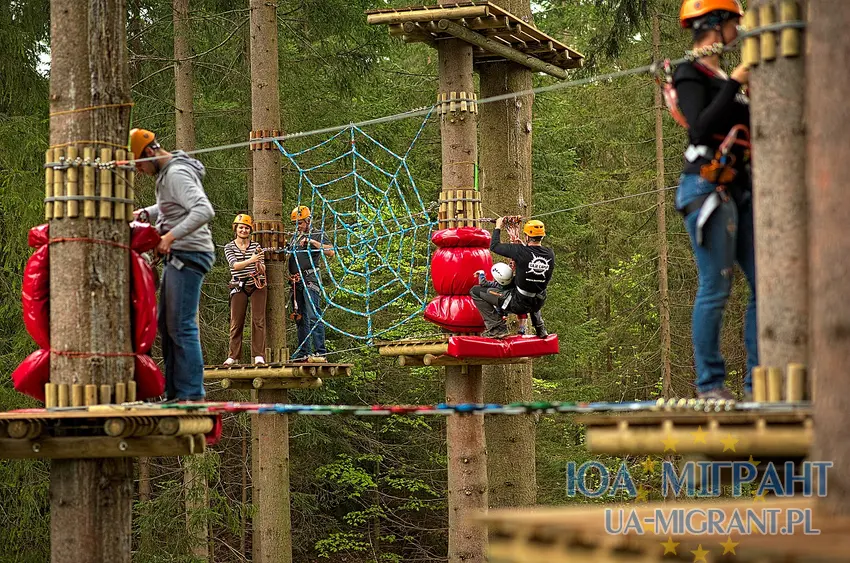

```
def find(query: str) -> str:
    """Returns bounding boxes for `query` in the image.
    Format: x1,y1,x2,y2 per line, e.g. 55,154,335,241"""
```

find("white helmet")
491,263,514,285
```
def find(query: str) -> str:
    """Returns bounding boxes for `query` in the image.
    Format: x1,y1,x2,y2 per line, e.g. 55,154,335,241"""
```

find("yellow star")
635,485,649,503
752,490,767,502
661,537,680,555
720,433,739,452
720,536,740,555
748,454,760,467
641,457,658,474
691,425,708,444
661,433,679,453
691,544,709,562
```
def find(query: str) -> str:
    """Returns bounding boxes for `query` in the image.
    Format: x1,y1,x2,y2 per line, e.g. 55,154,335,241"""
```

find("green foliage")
0,0,758,560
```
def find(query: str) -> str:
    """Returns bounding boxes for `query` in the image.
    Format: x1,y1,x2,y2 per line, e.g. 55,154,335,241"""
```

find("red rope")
51,350,137,358
48,237,132,251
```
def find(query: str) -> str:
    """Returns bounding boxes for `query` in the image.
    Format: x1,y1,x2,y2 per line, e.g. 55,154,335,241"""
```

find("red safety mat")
446,334,559,359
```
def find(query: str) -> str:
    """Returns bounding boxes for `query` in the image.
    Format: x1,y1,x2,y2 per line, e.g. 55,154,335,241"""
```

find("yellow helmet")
129,128,159,160
233,214,254,230
291,205,311,222
523,220,545,238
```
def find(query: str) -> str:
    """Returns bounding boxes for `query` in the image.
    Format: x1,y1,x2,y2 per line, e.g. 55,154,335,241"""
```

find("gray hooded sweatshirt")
143,151,215,253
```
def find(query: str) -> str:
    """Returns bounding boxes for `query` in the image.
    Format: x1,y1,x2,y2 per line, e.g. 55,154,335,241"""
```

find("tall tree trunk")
439,38,488,563
750,0,808,374
249,0,291,560
478,0,537,509
652,13,672,398
173,2,209,559
174,0,195,152
808,0,850,516
48,1,133,562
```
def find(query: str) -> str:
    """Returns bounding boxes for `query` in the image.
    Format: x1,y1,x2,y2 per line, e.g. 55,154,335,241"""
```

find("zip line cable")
66,20,801,169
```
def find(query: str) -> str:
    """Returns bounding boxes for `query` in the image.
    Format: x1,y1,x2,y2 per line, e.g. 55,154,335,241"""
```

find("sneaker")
483,326,509,339
535,326,549,339
517,327,526,335
223,357,237,366
253,356,266,365
697,387,736,401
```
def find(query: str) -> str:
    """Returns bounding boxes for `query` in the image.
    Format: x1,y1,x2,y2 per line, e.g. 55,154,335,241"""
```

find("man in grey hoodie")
131,128,215,401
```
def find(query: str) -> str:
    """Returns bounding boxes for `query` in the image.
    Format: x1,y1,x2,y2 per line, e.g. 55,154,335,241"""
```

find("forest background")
0,0,753,561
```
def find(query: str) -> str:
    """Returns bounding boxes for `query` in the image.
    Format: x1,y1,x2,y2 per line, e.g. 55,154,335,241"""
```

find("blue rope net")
274,110,437,350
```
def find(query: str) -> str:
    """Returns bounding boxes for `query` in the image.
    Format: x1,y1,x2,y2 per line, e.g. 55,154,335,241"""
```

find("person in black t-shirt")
288,205,335,360
675,0,758,401
470,217,554,339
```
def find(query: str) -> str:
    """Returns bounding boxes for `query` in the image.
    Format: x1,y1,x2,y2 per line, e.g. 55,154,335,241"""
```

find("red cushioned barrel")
11,349,50,402
28,224,49,248
430,247,493,296
131,223,161,253
207,415,224,446
131,251,157,353
431,227,491,249
135,354,165,400
22,245,49,349
423,295,485,332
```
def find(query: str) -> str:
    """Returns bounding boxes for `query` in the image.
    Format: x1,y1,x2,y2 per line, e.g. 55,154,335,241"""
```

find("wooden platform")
478,498,848,562
0,406,218,459
366,2,584,76
375,337,530,367
579,408,813,457
203,362,352,390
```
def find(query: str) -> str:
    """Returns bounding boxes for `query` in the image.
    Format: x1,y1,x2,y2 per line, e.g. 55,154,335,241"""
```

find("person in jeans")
675,0,757,400
131,128,215,401
288,205,334,361
223,214,267,366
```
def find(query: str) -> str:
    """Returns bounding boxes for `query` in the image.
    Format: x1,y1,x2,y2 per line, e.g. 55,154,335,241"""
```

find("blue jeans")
293,283,327,357
677,174,758,393
159,250,214,400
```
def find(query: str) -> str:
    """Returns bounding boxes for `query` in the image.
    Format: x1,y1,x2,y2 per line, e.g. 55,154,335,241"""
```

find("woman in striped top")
223,214,267,365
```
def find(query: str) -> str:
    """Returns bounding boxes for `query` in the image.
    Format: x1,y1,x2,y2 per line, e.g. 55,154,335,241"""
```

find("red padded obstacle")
11,349,50,402
28,224,49,248
431,227,490,248
131,251,157,353
430,247,492,295
22,246,50,350
135,355,165,400
446,334,559,359
424,295,485,332
131,223,161,253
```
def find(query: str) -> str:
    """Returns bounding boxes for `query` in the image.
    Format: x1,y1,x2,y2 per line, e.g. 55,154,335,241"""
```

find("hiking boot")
534,325,549,339
530,311,548,338
697,387,736,401
483,326,509,339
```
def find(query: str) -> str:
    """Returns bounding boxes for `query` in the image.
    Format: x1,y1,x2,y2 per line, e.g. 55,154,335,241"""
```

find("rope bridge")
273,109,438,348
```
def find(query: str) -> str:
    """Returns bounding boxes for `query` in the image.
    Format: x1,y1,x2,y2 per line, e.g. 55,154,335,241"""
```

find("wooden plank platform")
579,409,813,457
203,362,352,389
366,2,583,71
376,337,531,367
479,498,849,562
0,407,218,459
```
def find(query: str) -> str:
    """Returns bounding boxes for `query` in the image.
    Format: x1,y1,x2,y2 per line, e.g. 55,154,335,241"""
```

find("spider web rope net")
274,109,437,351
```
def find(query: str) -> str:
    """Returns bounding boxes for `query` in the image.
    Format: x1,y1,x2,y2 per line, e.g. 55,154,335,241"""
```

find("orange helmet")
129,128,159,160
680,0,743,28
523,220,545,238
233,214,254,231
291,205,311,222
